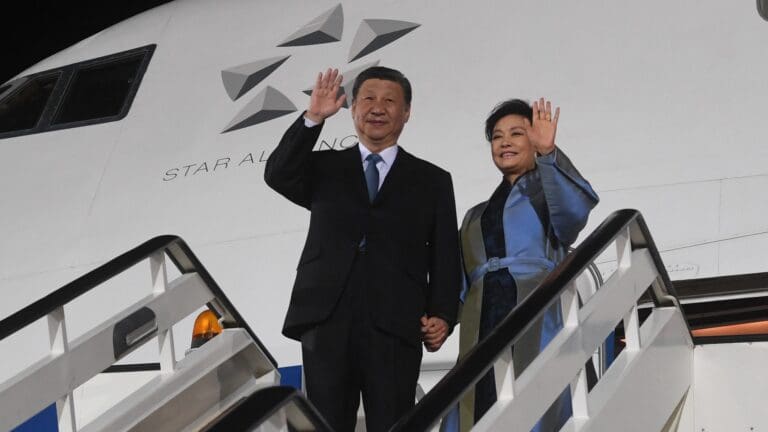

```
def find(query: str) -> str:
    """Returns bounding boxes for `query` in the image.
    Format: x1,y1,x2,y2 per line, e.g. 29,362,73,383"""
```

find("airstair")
0,236,329,432
392,209,768,432
2,210,767,431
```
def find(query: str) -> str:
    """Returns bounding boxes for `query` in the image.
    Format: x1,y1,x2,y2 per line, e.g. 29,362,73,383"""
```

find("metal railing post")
48,306,76,432
570,367,589,422
151,251,176,373
623,304,642,352
493,347,516,401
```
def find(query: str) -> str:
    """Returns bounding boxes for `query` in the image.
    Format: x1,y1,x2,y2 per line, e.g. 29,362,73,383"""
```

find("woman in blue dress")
456,98,599,431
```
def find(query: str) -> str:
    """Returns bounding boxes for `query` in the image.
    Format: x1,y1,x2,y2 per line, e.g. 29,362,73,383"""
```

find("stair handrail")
390,209,682,431
202,385,332,431
0,234,276,367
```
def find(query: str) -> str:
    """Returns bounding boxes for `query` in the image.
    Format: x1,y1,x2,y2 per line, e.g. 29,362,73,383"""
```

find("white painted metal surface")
0,272,213,430
473,245,694,431
81,329,278,432
689,342,768,432
49,306,77,432
0,249,279,431
569,309,692,432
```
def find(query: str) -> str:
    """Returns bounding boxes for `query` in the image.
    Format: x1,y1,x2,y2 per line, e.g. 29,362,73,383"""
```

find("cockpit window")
0,44,154,140
53,53,145,125
0,75,59,134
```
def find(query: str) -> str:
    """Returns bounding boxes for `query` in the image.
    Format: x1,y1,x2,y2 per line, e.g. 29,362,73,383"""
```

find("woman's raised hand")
305,68,347,123
525,97,559,156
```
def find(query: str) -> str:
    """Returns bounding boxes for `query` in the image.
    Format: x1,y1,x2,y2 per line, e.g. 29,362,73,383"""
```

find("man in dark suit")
264,66,460,431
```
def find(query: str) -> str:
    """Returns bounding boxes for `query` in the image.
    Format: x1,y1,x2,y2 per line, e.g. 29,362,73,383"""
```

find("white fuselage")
1,0,766,385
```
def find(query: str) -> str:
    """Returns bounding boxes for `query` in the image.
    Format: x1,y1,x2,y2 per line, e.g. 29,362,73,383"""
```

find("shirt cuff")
303,116,321,128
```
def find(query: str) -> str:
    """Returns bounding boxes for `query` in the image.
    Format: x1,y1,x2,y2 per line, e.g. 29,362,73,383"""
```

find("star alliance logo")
219,4,420,133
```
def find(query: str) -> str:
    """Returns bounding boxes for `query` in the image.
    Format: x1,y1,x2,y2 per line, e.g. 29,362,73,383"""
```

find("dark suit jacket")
265,114,461,347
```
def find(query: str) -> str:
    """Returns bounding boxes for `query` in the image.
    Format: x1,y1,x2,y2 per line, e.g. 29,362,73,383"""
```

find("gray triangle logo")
221,55,291,101
278,4,344,47
348,19,420,62
223,86,297,133
303,60,381,109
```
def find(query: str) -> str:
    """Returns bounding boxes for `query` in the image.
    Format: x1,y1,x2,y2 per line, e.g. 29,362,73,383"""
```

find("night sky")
2,0,171,84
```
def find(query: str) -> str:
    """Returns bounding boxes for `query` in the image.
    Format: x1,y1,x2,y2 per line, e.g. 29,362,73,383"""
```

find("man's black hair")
485,99,533,141
352,66,412,105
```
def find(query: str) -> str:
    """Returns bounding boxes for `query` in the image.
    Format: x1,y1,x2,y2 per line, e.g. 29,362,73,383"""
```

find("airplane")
1,0,767,430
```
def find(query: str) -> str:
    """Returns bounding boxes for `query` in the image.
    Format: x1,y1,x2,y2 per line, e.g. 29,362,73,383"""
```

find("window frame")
0,72,62,134
0,83,14,99
0,44,155,140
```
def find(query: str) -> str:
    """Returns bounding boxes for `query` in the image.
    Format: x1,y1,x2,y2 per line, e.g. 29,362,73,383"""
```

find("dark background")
2,0,171,84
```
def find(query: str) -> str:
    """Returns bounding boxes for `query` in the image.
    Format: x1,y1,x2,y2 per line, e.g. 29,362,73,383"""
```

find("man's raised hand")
305,68,347,124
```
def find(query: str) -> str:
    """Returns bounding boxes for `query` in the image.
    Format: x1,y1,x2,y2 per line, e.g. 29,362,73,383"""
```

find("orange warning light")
191,310,223,348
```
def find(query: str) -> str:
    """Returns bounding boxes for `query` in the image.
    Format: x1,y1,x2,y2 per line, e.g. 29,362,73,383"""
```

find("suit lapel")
340,144,369,204
373,146,417,205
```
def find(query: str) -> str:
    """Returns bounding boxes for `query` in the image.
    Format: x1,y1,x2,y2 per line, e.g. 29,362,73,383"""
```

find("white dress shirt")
304,115,398,190
358,144,398,190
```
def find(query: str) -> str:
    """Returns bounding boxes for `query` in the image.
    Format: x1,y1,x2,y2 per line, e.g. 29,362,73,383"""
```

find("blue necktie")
365,153,382,202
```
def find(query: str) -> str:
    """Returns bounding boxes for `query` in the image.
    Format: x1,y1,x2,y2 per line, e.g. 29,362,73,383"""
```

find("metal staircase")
3,211,767,431
393,209,768,432
0,236,326,432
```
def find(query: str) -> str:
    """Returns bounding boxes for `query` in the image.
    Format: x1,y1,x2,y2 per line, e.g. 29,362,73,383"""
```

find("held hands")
305,68,347,124
524,97,560,156
421,315,449,352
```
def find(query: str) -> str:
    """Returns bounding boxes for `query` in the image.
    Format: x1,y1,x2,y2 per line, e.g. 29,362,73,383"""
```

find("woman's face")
491,114,536,181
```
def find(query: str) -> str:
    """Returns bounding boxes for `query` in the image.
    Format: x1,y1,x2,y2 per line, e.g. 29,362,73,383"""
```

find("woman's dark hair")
485,99,533,141
352,66,412,106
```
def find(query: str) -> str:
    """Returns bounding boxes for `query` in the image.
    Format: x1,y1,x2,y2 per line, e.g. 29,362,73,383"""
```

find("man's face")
491,114,536,180
350,79,410,151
